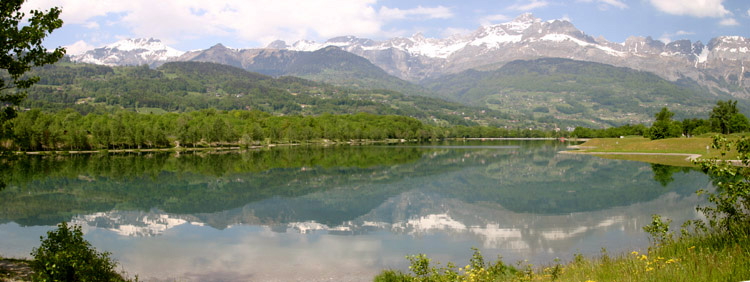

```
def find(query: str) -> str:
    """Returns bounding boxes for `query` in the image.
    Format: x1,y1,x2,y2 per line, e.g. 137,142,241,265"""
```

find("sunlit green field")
571,136,748,166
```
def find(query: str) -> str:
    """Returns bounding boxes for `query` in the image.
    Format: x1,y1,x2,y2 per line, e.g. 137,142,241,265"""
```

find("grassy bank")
568,137,728,166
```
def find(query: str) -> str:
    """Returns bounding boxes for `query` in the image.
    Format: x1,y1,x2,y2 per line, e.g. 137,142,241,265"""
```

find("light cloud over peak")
719,18,739,26
507,0,549,12
379,5,453,20
648,0,730,18
64,40,95,55
578,0,628,10
479,14,511,25
659,30,696,43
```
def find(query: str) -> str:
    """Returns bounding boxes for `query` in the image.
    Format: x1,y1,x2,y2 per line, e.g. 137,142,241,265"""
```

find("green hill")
244,47,429,96
422,58,733,127
21,60,515,127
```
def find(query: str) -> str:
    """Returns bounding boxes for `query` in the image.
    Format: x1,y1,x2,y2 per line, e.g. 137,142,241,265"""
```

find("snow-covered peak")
288,40,325,52
106,38,183,57
71,38,184,66
506,13,540,32
716,35,748,43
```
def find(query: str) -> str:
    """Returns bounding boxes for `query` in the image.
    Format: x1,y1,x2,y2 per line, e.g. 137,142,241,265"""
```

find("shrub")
694,136,750,239
30,222,127,281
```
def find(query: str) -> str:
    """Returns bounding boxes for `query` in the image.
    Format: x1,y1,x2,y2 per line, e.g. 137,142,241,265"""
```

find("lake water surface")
0,141,710,281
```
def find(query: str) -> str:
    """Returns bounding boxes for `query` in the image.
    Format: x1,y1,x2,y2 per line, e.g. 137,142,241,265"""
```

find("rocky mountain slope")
272,13,750,98
69,13,750,114
174,44,427,95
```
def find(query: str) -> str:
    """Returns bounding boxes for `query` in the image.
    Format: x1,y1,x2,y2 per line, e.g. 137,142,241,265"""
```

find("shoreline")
6,138,585,155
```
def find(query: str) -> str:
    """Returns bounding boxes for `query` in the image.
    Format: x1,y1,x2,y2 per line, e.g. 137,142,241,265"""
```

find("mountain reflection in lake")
0,141,709,281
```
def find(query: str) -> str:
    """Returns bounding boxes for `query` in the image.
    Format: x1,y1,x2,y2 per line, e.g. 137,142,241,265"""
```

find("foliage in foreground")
375,135,750,281
0,0,65,126
30,222,130,281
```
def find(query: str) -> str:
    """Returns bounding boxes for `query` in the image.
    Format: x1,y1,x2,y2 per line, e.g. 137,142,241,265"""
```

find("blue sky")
21,0,750,54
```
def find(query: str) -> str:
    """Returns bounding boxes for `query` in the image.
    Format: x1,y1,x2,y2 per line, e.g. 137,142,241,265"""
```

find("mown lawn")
581,137,712,154
573,136,747,166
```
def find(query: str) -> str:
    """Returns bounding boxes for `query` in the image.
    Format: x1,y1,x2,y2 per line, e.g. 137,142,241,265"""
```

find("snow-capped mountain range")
70,13,750,97
72,38,184,67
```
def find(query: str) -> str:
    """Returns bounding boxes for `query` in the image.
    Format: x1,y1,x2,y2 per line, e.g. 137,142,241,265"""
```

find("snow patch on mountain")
540,34,625,57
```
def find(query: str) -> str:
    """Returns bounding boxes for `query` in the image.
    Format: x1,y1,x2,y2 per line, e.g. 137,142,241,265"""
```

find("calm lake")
0,141,710,281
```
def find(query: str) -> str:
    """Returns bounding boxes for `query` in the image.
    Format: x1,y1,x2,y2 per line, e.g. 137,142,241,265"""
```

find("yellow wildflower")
631,251,639,256
688,246,696,251
639,255,648,261
585,280,596,282
646,267,654,272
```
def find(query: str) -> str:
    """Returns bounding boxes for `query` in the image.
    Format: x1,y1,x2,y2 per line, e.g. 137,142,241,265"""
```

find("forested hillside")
423,58,733,127
19,60,518,127
240,47,429,96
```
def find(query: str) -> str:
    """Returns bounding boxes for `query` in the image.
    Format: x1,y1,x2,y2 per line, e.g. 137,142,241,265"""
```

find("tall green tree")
710,100,746,134
1,0,65,127
646,107,682,140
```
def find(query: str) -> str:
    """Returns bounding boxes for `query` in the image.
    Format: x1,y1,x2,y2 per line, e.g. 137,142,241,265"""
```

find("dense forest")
3,109,568,151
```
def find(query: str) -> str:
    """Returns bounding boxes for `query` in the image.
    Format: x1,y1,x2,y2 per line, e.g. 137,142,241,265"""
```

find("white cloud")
648,0,730,18
83,21,99,29
659,30,696,43
578,0,627,10
479,14,511,25
507,0,549,11
379,5,453,20
64,40,95,55
747,8,750,17
599,0,627,9
658,33,671,44
441,27,473,38
719,18,739,26
22,0,452,46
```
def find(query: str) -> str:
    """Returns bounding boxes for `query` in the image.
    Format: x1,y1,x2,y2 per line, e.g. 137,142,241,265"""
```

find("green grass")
581,137,712,154
374,230,750,281
572,137,746,165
